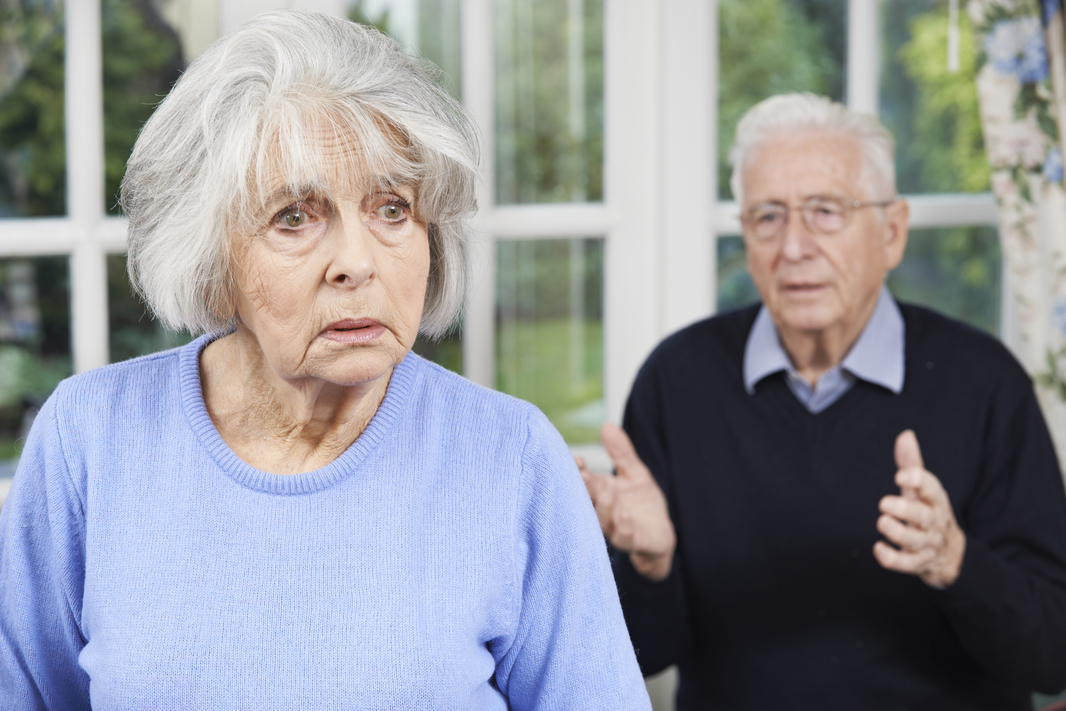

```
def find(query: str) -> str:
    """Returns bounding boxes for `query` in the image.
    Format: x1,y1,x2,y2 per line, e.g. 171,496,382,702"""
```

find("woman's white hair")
728,92,896,205
121,10,479,338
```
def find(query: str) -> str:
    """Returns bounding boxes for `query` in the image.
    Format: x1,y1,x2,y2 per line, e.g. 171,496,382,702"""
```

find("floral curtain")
970,0,1066,464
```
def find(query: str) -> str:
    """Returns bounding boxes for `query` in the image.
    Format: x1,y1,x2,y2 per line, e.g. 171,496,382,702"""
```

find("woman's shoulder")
47,340,192,422
404,353,542,421
399,353,563,456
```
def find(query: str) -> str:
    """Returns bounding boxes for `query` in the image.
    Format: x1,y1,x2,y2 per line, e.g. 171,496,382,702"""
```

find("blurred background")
0,0,1002,466
0,1,1050,706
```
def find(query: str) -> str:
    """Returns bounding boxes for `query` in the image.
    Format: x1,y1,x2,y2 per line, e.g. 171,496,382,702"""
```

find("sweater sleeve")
492,407,650,710
612,358,694,676
933,371,1066,694
0,390,91,710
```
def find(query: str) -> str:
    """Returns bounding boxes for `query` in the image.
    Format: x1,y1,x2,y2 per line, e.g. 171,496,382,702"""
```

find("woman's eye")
376,203,407,221
280,209,309,228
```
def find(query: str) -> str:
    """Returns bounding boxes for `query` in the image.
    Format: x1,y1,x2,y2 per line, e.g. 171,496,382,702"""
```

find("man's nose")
779,206,818,260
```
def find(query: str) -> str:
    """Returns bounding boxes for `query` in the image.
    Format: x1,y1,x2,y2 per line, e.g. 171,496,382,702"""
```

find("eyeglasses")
740,196,897,242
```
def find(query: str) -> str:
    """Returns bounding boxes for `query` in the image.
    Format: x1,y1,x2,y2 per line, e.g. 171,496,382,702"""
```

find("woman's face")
230,131,429,390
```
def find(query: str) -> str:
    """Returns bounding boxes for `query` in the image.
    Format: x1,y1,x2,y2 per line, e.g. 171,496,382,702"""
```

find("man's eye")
376,203,407,221
810,201,843,216
755,210,784,223
281,209,309,228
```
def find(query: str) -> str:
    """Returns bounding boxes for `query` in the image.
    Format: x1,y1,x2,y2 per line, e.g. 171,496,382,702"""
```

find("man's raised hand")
873,430,967,589
577,423,677,581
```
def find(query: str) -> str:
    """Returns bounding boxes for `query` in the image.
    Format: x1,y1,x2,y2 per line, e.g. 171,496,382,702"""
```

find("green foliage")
494,0,603,204
496,318,603,443
887,226,1001,334
0,14,65,216
894,8,989,193
101,0,183,214
1037,347,1066,402
106,254,192,363
0,0,182,217
348,0,392,33
718,0,842,199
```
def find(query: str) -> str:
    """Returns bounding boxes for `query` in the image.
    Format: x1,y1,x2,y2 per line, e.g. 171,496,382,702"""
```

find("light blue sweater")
0,335,649,710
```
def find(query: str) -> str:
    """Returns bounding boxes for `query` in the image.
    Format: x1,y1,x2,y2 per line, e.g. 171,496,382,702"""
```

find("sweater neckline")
178,332,419,495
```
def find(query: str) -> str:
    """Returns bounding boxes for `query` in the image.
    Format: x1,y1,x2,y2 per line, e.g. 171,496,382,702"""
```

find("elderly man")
581,93,1066,709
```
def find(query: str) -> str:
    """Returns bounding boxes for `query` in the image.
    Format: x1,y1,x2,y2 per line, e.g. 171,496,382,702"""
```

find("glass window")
496,238,603,443
716,234,759,313
0,256,72,465
880,0,989,194
887,225,1001,334
0,0,66,217
349,0,462,99
494,0,604,204
718,0,845,199
101,0,186,214
107,253,192,363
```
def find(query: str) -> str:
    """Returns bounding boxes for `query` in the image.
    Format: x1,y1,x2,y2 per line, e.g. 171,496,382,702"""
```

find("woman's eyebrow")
261,183,319,208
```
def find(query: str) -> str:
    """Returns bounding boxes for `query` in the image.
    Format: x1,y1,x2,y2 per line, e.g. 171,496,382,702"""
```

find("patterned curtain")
970,0,1066,464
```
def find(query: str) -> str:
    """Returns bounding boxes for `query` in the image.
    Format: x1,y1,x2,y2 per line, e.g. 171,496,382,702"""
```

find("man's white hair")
121,10,479,338
728,92,896,205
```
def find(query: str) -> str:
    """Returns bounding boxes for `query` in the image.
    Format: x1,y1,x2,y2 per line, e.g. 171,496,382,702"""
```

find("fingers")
873,540,935,574
879,494,935,531
894,429,924,471
600,423,652,482
893,466,951,511
877,448,966,588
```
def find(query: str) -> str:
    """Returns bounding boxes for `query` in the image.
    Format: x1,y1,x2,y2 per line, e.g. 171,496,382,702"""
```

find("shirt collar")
743,285,905,395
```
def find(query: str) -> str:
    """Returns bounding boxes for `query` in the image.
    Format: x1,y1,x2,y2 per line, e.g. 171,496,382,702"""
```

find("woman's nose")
324,209,376,288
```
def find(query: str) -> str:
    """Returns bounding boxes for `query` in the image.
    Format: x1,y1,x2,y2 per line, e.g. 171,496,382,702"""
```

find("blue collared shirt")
742,286,905,413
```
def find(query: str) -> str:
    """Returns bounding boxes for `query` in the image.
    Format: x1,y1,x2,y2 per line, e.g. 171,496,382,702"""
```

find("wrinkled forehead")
741,129,867,201
250,110,420,209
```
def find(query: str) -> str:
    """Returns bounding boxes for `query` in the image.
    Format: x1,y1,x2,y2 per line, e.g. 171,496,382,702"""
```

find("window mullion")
66,0,109,372
847,0,879,115
461,0,496,388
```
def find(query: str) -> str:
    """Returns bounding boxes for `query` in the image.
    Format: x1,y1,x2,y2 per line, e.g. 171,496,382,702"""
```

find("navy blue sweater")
615,302,1066,710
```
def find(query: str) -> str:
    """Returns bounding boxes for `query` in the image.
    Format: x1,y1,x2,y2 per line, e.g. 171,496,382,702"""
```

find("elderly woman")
0,11,648,710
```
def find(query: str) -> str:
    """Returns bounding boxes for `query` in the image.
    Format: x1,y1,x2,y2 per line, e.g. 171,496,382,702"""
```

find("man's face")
741,130,908,348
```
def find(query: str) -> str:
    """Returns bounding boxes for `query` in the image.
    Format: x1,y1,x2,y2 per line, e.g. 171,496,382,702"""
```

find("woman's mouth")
320,319,386,344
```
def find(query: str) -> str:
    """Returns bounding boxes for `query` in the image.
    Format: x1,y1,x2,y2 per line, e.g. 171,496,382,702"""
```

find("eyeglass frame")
739,196,899,243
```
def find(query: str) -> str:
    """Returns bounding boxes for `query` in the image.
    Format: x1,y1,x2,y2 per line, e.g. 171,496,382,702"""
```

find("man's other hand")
874,429,967,589
576,423,677,582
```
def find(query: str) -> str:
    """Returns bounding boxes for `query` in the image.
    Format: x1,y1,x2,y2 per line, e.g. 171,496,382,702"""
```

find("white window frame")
0,0,1004,433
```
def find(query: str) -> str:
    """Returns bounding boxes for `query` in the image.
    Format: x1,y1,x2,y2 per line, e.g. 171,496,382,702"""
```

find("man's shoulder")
646,304,760,369
898,302,1025,380
631,304,759,397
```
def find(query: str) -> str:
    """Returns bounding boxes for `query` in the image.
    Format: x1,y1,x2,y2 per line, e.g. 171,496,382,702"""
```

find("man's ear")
883,198,909,271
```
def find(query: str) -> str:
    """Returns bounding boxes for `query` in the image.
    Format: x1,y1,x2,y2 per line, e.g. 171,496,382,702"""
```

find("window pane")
716,226,1002,336
716,235,760,313
880,0,989,194
107,253,192,363
718,0,845,199
0,256,72,467
494,0,604,204
102,0,191,215
0,0,66,217
349,0,462,99
497,238,603,443
887,226,1000,335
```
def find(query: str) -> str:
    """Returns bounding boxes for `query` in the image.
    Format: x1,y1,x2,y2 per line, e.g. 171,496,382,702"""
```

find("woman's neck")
199,333,392,474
